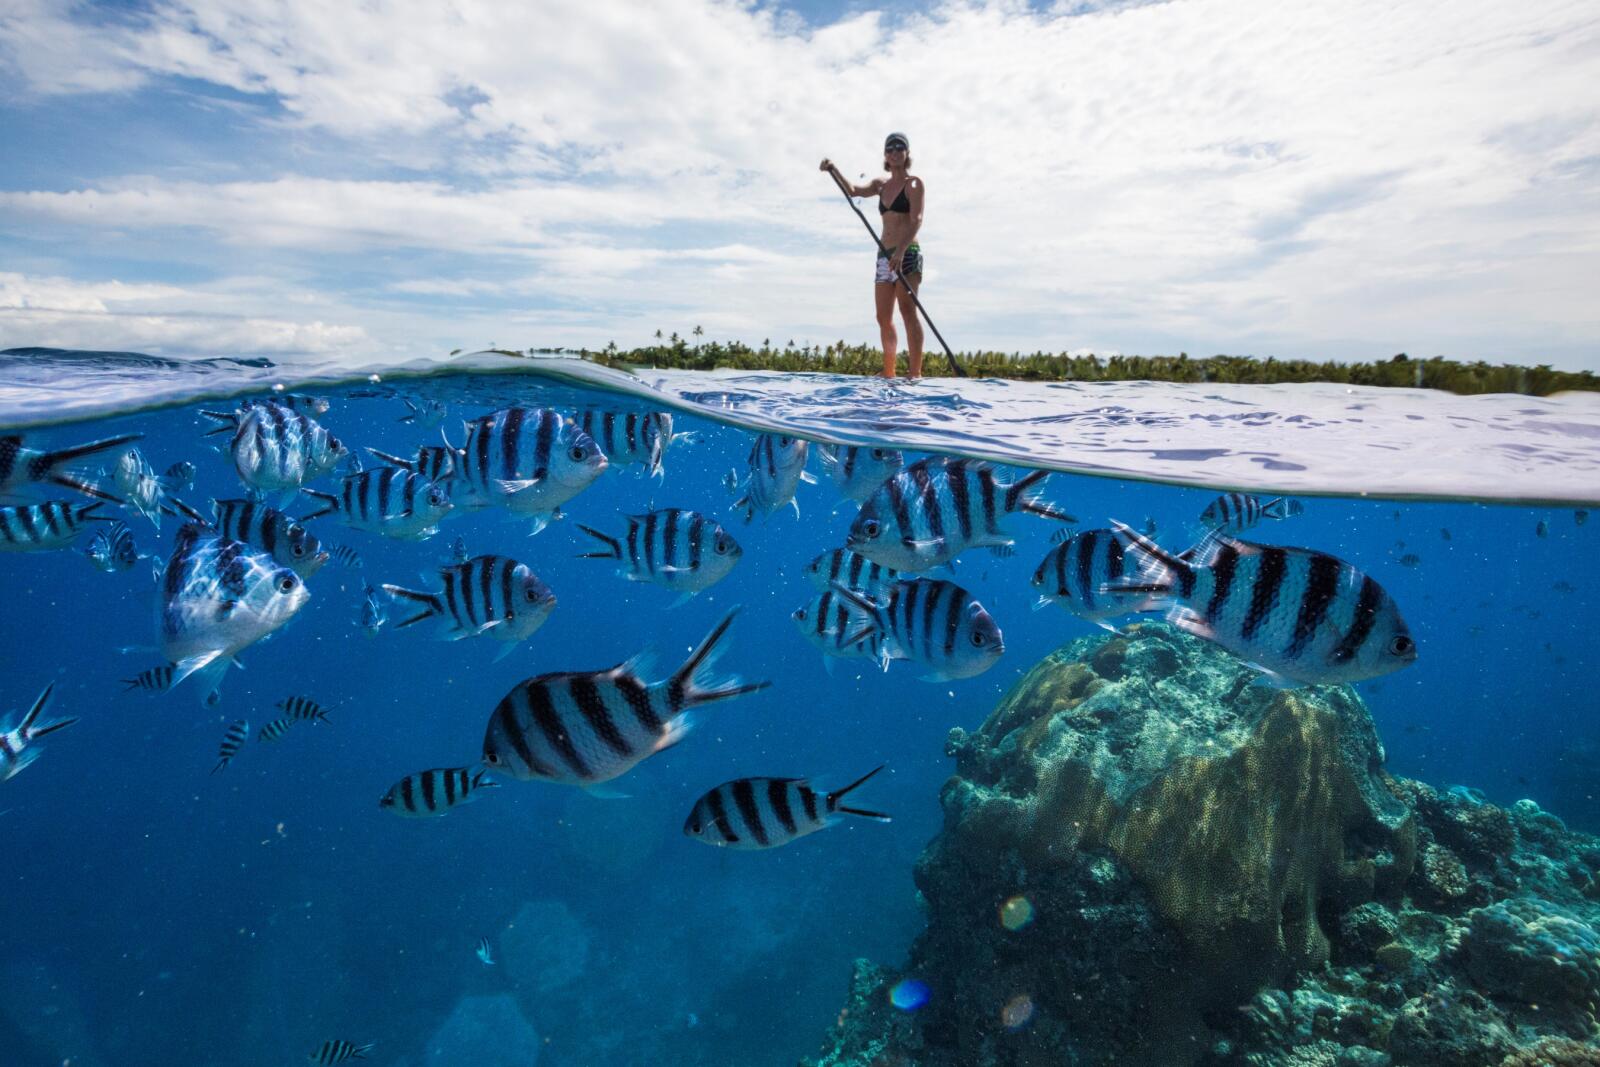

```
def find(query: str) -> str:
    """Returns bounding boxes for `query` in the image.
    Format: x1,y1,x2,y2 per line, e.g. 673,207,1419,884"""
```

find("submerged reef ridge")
804,624,1600,1067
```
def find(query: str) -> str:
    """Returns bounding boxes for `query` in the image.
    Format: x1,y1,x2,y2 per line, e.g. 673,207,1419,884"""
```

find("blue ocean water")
0,349,1596,1066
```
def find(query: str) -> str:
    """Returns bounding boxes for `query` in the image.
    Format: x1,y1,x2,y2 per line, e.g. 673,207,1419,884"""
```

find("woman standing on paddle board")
820,132,925,379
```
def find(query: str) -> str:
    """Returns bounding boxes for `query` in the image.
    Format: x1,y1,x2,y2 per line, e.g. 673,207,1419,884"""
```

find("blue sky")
2,0,1598,370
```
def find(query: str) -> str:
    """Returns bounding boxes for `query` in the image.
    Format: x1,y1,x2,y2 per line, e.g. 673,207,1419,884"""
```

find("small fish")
1397,553,1422,568
385,554,556,657
1535,520,1549,538
356,583,387,637
366,443,460,483
1440,528,1452,541
300,468,453,541
204,402,345,495
0,500,108,552
1199,493,1303,533
278,695,331,724
212,719,249,774
829,579,1005,681
452,408,608,530
0,430,141,503
576,509,741,601
258,717,296,743
122,665,176,694
847,457,1073,572
684,766,890,849
248,393,329,416
817,444,904,504
475,936,495,966
721,469,740,494
398,396,446,428
576,409,676,478
161,461,197,493
112,448,169,528
448,535,468,564
482,609,769,787
308,1039,373,1064
0,683,78,782
380,767,499,818
1105,524,1417,686
84,520,140,572
804,548,898,597
328,543,363,569
793,590,885,669
1030,528,1142,632
1577,509,1589,526
211,498,330,578
730,434,811,522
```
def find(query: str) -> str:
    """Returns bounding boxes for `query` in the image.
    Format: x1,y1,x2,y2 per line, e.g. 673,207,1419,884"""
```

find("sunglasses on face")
886,145,907,153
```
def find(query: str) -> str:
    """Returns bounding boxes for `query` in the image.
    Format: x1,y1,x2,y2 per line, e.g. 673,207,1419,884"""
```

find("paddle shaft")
824,166,966,378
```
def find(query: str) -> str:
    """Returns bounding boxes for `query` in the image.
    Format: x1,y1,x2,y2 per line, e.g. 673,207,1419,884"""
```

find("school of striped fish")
1,386,1455,1056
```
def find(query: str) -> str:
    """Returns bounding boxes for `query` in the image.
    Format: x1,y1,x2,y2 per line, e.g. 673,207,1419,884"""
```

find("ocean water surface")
1,348,1597,1066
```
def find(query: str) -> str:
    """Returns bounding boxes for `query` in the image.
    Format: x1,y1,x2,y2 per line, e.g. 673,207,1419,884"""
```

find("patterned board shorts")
875,243,922,284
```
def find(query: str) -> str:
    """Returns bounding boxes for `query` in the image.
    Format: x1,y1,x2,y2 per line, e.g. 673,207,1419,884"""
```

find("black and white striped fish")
242,393,329,417
356,582,387,637
379,767,499,818
279,695,330,724
366,443,460,483
308,1038,373,1064
150,524,311,706
1030,528,1143,632
1105,523,1418,686
162,461,196,493
792,589,884,672
122,665,176,694
398,396,445,428
204,401,345,495
84,519,140,572
0,500,107,552
112,448,176,528
452,408,607,530
328,543,363,569
576,410,675,478
577,509,741,603
1199,493,1304,533
212,719,249,774
0,683,78,782
0,430,140,503
729,434,812,522
384,554,556,659
846,458,1074,572
258,717,295,742
817,444,904,504
300,468,452,541
803,548,898,597
481,609,769,787
830,579,1005,681
684,766,890,850
210,498,329,578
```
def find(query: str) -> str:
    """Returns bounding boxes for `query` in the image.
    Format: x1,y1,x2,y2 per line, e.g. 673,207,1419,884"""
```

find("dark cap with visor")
884,132,910,151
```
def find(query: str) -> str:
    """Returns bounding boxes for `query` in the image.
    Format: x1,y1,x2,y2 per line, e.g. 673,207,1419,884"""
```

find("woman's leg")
895,273,924,378
876,280,899,378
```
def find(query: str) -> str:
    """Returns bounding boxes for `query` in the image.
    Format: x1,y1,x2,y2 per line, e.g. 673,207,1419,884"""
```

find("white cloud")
1,0,1598,368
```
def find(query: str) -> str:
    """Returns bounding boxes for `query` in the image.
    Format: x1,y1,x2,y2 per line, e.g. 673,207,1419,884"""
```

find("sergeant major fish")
299,468,452,541
0,683,78,782
366,443,460,484
258,717,295,742
451,407,607,532
792,589,885,673
212,719,249,774
828,578,1005,681
576,409,676,479
308,1039,373,1064
803,548,898,597
205,401,345,496
817,444,904,504
384,554,556,660
398,396,446,428
0,500,108,552
211,498,329,578
279,695,331,724
111,448,200,530
482,609,769,788
0,430,142,503
847,457,1073,572
356,583,387,637
684,766,890,849
728,434,812,523
576,508,741,604
83,519,140,572
1199,492,1304,533
380,767,499,818
1030,527,1142,633
1105,523,1418,686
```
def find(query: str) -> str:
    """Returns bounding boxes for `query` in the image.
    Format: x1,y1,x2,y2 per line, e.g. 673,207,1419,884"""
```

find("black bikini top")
878,182,911,215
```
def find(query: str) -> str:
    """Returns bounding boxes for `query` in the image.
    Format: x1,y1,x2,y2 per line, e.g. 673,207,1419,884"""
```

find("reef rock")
424,993,540,1066
1462,897,1600,1020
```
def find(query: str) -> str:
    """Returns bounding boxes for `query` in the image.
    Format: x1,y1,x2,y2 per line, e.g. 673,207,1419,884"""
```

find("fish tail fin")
198,410,238,435
471,768,500,790
1261,497,1288,519
27,715,78,740
574,524,622,559
74,501,109,522
668,608,771,709
48,471,125,503
160,495,207,524
366,447,413,470
382,585,443,628
17,683,54,733
36,432,143,470
827,764,891,821
1004,469,1076,523
297,489,340,521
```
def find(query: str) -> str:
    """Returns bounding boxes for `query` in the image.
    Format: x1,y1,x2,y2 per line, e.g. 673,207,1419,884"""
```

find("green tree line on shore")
499,333,1596,396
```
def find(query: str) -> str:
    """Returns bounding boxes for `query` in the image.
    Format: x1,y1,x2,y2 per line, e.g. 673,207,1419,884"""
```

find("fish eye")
1389,635,1414,656
872,449,891,461
862,519,880,538
714,537,731,554
971,631,987,647
430,487,448,505
278,575,297,593
525,585,542,602
484,751,499,765
290,541,308,558
569,444,588,462
794,608,807,621
779,436,792,446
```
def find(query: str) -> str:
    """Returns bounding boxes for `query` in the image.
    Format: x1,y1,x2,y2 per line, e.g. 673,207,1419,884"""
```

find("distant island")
484,335,1597,396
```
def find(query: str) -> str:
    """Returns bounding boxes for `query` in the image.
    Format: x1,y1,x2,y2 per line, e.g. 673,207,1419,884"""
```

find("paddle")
822,163,966,378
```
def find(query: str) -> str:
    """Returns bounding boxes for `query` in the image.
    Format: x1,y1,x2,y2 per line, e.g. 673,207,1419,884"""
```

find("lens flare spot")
1000,894,1034,931
889,978,930,1012
1002,993,1035,1030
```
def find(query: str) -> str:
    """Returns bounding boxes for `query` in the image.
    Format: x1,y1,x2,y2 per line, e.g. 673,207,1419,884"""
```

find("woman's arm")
819,159,883,199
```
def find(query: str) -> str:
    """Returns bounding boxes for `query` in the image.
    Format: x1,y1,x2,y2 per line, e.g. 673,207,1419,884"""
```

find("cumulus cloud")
1,0,1597,368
